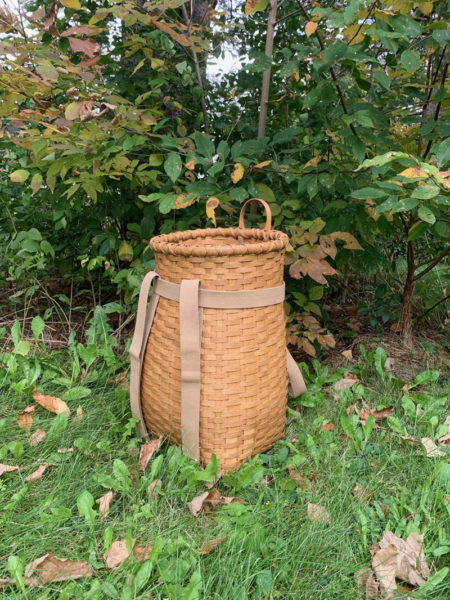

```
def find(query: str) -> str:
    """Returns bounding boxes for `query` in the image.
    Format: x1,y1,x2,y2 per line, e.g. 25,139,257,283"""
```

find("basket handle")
238,198,272,231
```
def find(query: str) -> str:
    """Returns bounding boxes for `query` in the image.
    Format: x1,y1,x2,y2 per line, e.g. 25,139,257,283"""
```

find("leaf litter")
138,435,163,471
187,488,245,517
33,389,70,416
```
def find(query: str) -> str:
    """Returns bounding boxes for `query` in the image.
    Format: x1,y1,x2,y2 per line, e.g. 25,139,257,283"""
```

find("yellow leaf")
231,163,244,184
61,0,81,9
398,167,428,178
244,0,269,16
253,160,272,169
419,2,434,15
174,194,196,209
206,197,220,226
343,23,366,45
305,21,318,38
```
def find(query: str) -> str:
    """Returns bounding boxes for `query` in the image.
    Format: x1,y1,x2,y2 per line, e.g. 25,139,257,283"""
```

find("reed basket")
130,198,305,472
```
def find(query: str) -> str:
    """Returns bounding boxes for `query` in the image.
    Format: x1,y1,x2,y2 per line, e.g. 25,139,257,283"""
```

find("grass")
0,336,449,599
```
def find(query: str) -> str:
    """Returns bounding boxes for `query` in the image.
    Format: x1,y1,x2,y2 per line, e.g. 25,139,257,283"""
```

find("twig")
419,294,450,320
413,245,450,281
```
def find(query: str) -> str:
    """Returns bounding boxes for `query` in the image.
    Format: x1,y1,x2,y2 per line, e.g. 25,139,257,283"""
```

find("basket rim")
149,227,288,257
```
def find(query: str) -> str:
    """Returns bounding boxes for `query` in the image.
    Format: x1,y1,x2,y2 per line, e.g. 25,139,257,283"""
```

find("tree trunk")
399,241,415,347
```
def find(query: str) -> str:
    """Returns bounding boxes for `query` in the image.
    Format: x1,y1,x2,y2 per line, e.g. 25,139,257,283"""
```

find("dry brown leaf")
421,437,445,458
68,37,101,58
334,374,359,392
187,489,244,517
25,463,53,482
57,447,74,454
0,463,24,477
372,407,393,420
33,389,70,416
24,553,93,587
288,466,309,489
30,429,46,447
355,566,379,599
305,21,318,38
138,435,163,471
104,540,134,568
353,485,373,503
186,158,196,170
199,537,227,555
372,531,430,597
205,470,223,489
438,415,450,445
17,406,35,430
341,349,353,361
96,491,115,516
147,479,162,497
76,405,83,418
346,403,357,415
400,435,419,446
133,544,153,562
306,503,330,524
322,423,335,431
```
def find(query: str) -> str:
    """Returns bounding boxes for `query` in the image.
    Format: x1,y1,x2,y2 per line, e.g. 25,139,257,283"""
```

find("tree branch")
258,0,278,140
419,294,450,320
413,245,450,281
422,61,448,159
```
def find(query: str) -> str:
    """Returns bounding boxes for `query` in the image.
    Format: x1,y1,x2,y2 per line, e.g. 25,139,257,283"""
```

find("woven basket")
131,198,305,472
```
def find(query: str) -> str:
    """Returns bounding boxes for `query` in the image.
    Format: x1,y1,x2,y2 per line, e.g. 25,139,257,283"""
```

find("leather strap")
286,348,307,397
155,278,285,308
130,274,306,459
129,271,160,439
179,279,201,461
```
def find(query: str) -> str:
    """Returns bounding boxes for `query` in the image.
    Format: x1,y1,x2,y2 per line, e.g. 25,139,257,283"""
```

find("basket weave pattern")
141,226,289,471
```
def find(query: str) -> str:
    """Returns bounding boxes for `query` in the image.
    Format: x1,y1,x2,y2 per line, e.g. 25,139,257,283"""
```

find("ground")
0,338,449,599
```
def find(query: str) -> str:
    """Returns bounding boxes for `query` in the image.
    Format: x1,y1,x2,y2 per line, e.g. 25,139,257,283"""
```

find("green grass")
0,342,449,599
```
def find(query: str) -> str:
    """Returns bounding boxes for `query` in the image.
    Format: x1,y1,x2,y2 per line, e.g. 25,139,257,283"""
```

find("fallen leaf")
24,553,93,587
353,485,373,503
354,567,379,599
147,479,162,497
438,415,450,445
421,437,445,458
33,389,71,416
17,406,35,430
138,435,163,471
334,375,359,392
341,349,353,361
199,537,227,555
133,544,153,562
104,540,134,568
306,503,330,524
25,463,53,482
400,435,419,446
288,466,309,488
372,407,393,420
322,423,335,431
231,162,244,184
187,489,244,517
76,405,83,418
402,384,409,392
0,463,26,477
30,429,46,447
205,470,222,489
372,531,430,597
305,21,318,38
57,447,74,454
346,403,357,415
96,491,115,516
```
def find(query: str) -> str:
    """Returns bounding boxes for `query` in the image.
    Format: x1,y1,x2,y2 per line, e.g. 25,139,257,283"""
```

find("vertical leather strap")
286,349,306,397
129,271,160,439
179,279,201,461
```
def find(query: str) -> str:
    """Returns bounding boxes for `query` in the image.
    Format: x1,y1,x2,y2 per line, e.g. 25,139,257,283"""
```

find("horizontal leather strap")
155,278,285,308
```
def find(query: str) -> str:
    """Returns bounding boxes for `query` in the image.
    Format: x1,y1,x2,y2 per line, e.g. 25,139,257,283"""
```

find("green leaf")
31,316,45,341
351,188,387,199
418,205,436,224
386,416,404,435
309,286,324,301
77,490,97,526
164,154,182,183
159,194,177,214
340,415,355,439
40,240,55,259
113,459,131,493
11,320,21,347
407,221,429,241
374,346,387,381
409,369,439,389
30,173,43,195
323,42,348,64
374,71,390,90
194,131,215,158
134,561,153,592
10,169,30,183
412,184,439,199
244,0,269,16
61,0,81,8
400,49,421,73
118,241,133,262
272,127,301,145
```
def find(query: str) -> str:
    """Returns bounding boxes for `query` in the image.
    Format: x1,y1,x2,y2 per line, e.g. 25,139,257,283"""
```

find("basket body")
140,227,289,471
